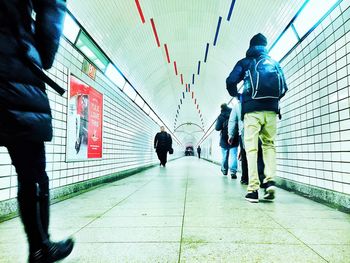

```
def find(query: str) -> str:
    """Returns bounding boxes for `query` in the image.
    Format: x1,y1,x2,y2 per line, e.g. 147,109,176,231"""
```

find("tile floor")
0,157,349,262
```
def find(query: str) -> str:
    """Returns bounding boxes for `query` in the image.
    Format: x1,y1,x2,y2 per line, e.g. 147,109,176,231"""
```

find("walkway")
0,157,349,262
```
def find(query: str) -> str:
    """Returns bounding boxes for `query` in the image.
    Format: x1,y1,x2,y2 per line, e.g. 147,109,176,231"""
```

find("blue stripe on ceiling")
192,74,195,84
213,16,222,46
197,61,201,75
204,43,209,63
182,92,185,99
227,0,236,21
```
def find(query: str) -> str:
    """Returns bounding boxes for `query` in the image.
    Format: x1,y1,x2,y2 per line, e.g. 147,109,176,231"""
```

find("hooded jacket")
226,45,287,117
215,106,233,149
0,0,66,144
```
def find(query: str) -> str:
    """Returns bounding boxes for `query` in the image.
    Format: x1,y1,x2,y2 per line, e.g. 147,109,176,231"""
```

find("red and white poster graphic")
66,75,103,161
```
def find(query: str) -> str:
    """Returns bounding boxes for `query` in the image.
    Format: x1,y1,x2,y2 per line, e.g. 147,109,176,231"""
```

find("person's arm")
227,107,236,139
33,0,66,69
154,134,158,149
215,115,223,131
226,60,245,97
168,134,172,148
277,63,288,99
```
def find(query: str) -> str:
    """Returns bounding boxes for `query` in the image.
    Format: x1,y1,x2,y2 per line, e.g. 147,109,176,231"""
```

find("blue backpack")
243,55,286,100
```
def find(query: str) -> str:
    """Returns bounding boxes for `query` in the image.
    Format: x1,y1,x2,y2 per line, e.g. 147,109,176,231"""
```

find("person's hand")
227,137,233,145
237,147,241,161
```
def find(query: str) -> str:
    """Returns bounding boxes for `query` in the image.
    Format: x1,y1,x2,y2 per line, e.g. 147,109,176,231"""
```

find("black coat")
226,46,288,117
154,131,172,151
0,0,66,144
215,107,233,149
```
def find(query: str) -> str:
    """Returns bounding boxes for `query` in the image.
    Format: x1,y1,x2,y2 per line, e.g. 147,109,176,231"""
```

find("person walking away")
154,126,172,167
0,0,74,262
226,33,287,202
197,145,201,159
229,95,265,186
215,103,238,179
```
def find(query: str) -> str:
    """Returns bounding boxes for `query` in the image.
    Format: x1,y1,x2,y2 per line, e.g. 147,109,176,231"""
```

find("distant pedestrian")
154,126,172,167
226,33,287,202
215,103,238,179
197,145,201,159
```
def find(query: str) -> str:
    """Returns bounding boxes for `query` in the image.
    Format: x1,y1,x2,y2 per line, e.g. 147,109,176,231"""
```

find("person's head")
249,33,267,47
160,126,165,132
220,103,229,111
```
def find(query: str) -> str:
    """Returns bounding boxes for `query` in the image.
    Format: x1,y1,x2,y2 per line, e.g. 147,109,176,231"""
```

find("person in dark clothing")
239,137,265,186
197,145,201,159
215,103,238,178
226,33,287,203
154,126,172,167
0,1,74,262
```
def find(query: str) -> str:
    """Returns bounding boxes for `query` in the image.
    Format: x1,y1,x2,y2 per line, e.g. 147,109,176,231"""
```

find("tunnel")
0,0,350,262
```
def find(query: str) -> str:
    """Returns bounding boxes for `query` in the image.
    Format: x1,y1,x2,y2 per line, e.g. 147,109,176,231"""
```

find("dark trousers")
156,149,168,166
198,152,201,159
5,141,50,252
240,136,265,185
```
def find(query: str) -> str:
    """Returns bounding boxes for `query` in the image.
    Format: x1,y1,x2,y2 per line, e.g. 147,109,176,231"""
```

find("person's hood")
246,45,268,58
221,107,231,117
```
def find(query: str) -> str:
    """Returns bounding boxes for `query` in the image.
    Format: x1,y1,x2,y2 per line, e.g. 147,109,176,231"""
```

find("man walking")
197,145,201,159
215,103,238,179
226,33,287,202
154,126,172,167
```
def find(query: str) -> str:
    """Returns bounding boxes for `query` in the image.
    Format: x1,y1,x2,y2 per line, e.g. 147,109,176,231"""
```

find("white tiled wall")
0,37,179,202
202,2,350,196
277,2,350,195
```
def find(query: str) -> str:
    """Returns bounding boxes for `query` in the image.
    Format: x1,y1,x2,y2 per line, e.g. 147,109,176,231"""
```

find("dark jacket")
215,106,233,149
226,46,288,117
154,131,172,151
197,146,201,153
0,0,66,144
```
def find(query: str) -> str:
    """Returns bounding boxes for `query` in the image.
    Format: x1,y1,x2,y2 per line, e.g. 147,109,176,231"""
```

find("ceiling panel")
68,0,306,145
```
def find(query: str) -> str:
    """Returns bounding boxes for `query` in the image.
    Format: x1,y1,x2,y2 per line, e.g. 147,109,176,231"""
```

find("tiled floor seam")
70,177,157,237
258,204,330,262
177,167,190,263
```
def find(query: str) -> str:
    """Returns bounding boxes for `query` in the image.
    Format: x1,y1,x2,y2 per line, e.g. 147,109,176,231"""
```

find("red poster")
87,87,103,158
67,75,103,161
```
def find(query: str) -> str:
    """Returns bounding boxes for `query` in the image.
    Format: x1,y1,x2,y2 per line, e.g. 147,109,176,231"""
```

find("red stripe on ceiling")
164,44,170,63
195,99,197,104
135,0,145,23
192,92,194,99
150,18,160,47
174,61,178,75
180,74,183,85
197,104,199,109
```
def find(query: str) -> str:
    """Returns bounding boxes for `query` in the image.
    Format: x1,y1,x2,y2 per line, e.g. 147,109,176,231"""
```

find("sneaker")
29,238,74,263
263,181,276,200
221,170,228,176
231,173,237,179
245,191,259,203
240,180,248,185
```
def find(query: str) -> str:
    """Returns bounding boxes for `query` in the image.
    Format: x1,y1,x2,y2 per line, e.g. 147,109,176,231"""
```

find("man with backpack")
226,33,287,203
215,103,238,179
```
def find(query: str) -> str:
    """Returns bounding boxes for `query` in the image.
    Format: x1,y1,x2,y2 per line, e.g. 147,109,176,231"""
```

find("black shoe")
221,170,228,176
245,191,259,203
231,173,237,179
240,180,248,185
29,238,75,263
263,181,276,200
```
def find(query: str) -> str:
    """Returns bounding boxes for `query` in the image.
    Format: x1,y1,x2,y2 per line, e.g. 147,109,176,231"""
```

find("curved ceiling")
68,0,305,145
